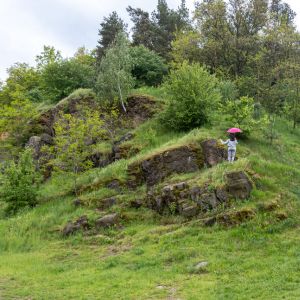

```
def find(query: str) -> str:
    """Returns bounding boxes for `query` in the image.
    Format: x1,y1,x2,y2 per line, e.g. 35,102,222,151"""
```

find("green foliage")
35,45,62,70
0,63,42,104
40,57,96,103
0,98,37,154
95,32,134,112
218,80,238,102
96,11,128,62
220,96,268,136
170,30,202,65
0,149,40,215
127,0,191,61
161,62,221,131
130,45,168,86
43,108,107,195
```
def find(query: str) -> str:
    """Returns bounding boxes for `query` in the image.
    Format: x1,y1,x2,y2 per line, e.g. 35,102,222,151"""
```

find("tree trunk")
117,77,126,113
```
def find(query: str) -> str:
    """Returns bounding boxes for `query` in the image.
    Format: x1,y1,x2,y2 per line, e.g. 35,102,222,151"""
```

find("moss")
256,200,279,212
127,162,144,188
214,207,256,227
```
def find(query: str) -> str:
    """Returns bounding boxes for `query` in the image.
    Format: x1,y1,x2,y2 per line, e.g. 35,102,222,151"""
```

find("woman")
220,133,238,163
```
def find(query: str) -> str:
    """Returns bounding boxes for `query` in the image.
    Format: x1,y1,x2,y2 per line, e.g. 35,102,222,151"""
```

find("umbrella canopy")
227,127,242,133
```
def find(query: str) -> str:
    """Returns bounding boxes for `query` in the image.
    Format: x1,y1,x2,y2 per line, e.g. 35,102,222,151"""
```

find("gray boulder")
201,139,227,167
226,171,253,199
95,213,119,228
62,215,89,237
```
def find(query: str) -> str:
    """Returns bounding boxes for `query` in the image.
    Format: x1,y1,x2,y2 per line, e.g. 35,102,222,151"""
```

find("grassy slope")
0,90,300,299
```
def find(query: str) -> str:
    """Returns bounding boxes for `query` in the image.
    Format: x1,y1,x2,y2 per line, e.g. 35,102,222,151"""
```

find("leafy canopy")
161,62,221,131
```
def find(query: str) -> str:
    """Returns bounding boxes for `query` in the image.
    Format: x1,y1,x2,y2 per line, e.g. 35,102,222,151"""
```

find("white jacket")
221,139,238,150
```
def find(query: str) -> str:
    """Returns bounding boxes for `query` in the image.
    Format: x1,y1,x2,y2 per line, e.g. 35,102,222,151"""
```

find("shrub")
161,62,221,131
220,96,268,137
0,149,41,215
130,45,168,86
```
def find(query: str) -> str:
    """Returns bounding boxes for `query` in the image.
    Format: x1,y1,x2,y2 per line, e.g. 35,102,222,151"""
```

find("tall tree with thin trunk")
95,32,134,113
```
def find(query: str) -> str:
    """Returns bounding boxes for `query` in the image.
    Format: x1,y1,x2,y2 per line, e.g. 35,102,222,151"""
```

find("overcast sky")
0,0,300,81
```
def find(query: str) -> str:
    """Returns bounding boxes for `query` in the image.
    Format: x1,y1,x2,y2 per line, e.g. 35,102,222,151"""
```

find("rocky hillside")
0,89,300,299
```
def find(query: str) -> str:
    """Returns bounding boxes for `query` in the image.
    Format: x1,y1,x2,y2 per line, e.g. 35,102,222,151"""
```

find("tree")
35,45,62,70
0,63,41,104
40,58,96,103
127,6,156,49
171,30,202,65
95,32,134,112
219,96,268,136
127,0,191,60
194,0,232,73
130,45,168,86
0,98,37,155
0,149,41,215
161,62,221,131
44,109,107,195
96,11,127,63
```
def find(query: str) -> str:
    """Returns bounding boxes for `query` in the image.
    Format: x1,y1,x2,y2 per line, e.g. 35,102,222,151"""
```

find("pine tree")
96,11,127,63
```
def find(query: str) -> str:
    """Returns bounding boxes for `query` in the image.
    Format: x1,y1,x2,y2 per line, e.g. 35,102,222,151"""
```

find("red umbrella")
227,127,242,133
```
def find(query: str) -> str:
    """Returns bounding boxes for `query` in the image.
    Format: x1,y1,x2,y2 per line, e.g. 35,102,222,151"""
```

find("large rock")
31,92,98,137
147,182,227,217
26,133,53,161
146,171,253,218
95,213,119,228
111,133,140,161
127,144,204,188
226,171,253,199
62,215,89,237
204,207,255,227
97,197,117,210
201,139,227,167
26,136,42,160
125,95,158,125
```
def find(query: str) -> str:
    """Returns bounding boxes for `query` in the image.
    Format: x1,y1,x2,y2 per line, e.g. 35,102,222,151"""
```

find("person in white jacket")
220,134,238,163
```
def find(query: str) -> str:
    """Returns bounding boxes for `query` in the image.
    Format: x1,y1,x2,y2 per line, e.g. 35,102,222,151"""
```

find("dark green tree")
127,6,156,49
127,0,190,60
130,45,168,86
96,11,127,63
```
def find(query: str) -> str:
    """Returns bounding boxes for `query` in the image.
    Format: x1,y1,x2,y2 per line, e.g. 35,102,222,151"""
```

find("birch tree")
95,32,134,112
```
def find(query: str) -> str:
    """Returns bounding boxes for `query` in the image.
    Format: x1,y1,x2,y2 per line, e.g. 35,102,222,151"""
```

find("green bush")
130,45,168,86
220,96,268,137
161,62,221,131
0,149,41,215
41,58,96,103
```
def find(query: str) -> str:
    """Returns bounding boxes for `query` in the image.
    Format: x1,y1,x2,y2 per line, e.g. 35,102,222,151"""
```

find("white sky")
0,0,299,81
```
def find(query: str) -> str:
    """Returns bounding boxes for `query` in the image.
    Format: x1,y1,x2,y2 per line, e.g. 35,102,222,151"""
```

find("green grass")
1,97,300,299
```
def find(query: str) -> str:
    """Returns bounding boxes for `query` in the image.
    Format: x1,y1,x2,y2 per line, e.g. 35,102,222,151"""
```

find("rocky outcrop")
204,207,255,227
30,93,98,137
201,139,227,167
145,171,253,218
26,133,54,161
97,197,117,210
112,133,140,161
225,171,253,199
125,95,158,125
62,215,90,236
127,144,204,188
89,152,112,168
146,181,228,216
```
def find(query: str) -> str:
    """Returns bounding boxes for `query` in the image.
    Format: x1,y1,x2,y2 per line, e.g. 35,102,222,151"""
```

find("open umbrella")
227,127,242,133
